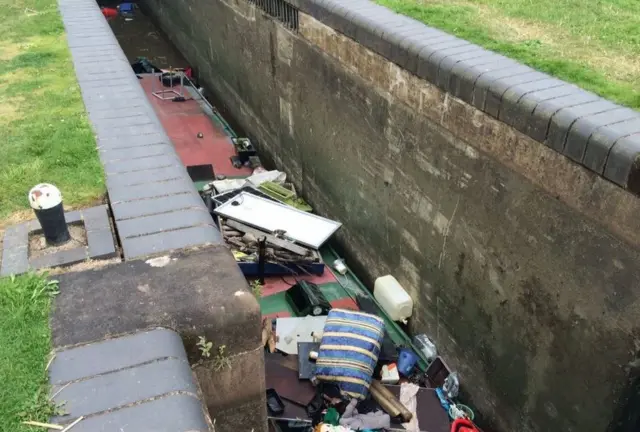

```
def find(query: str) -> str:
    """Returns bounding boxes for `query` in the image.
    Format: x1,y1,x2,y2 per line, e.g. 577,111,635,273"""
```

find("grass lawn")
375,0,640,110
0,0,104,224
0,1,103,430
0,274,59,432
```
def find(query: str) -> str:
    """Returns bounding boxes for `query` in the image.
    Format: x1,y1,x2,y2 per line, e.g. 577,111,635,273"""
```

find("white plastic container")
373,275,413,322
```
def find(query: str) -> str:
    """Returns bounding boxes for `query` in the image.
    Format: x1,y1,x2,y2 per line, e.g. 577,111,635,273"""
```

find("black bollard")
29,184,70,246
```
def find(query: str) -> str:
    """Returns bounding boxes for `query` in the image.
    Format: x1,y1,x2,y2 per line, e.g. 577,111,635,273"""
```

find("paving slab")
0,206,117,276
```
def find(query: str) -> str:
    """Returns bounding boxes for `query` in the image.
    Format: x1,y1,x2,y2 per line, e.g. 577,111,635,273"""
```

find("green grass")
0,0,105,223
0,274,59,432
374,0,640,109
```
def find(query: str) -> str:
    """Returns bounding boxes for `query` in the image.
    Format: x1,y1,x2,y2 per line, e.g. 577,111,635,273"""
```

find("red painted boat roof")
140,75,252,178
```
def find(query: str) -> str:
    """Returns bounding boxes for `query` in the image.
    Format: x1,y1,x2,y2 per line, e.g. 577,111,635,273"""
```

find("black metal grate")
249,0,299,31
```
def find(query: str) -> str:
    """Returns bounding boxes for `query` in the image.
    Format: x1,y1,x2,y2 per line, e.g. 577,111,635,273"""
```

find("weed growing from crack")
195,336,231,371
249,280,263,298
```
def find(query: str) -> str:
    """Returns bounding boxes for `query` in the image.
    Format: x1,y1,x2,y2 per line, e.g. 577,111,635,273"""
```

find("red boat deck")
139,74,359,319
139,75,252,178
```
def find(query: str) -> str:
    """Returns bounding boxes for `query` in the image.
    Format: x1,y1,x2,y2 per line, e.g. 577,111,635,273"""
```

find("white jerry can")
373,275,414,322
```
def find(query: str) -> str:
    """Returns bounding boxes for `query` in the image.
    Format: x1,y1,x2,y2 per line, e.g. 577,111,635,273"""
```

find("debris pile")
195,140,485,432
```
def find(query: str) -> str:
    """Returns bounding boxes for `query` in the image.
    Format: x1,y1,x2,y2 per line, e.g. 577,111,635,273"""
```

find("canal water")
97,1,187,69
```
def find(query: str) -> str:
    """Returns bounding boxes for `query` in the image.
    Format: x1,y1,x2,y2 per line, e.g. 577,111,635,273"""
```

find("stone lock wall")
141,0,640,430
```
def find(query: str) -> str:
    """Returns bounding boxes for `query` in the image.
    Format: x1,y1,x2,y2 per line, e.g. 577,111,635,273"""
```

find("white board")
275,316,327,355
214,192,342,249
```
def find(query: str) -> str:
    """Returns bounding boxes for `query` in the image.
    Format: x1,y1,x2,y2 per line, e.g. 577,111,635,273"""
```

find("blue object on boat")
119,2,135,13
397,347,419,376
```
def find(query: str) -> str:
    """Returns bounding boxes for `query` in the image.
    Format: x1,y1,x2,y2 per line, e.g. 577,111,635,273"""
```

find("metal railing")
248,0,299,31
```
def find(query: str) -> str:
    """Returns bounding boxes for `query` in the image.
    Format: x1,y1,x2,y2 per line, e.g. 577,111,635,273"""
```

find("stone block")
51,358,197,420
195,347,265,413
420,42,477,84
29,247,88,270
495,77,564,121
100,144,174,163
121,225,221,260
398,29,450,74
103,154,182,175
111,192,204,220
352,9,400,60
436,46,489,90
87,98,154,113
81,78,142,91
97,132,169,149
75,71,133,83
0,247,29,277
452,58,522,104
2,224,28,249
472,66,536,111
106,164,187,188
117,208,214,239
545,100,619,152
87,229,117,259
604,134,640,190
82,88,144,103
52,247,260,356
93,123,161,139
526,91,601,142
49,328,187,384
81,205,110,230
501,83,580,132
563,108,640,163
63,394,211,432
415,38,469,82
386,27,441,71
446,53,505,95
108,178,194,203
89,106,151,121
585,119,640,174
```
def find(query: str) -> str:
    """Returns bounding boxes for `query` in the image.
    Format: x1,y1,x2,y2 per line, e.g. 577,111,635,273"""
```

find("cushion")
314,309,385,399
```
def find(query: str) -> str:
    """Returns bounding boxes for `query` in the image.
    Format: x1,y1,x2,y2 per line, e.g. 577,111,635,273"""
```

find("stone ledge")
50,245,266,431
58,0,223,260
287,0,640,194
49,328,213,431
51,246,261,357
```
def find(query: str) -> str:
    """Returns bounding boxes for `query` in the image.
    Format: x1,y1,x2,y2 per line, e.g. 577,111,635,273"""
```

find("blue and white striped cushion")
314,309,385,399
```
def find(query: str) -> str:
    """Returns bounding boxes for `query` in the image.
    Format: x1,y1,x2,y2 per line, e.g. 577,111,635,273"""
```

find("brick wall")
141,0,640,430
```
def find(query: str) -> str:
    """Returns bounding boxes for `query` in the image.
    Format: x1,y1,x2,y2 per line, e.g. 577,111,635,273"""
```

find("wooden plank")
224,219,309,256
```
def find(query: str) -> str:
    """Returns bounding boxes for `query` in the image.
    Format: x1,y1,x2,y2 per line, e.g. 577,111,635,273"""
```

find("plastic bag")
443,372,460,399
413,334,438,362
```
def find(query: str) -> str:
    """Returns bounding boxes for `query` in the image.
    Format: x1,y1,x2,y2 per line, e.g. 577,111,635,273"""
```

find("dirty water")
98,1,187,68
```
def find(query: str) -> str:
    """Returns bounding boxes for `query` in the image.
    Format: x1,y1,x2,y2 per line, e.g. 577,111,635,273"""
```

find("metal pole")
28,184,70,246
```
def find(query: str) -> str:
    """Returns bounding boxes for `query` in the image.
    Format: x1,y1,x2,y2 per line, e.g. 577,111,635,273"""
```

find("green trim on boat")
320,246,429,371
260,292,295,316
